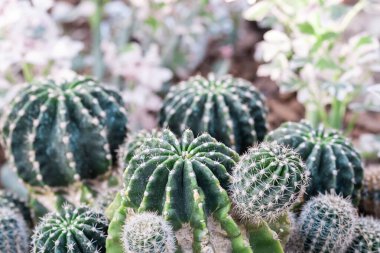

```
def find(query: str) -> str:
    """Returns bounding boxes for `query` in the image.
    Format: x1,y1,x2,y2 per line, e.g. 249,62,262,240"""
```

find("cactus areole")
0,78,128,187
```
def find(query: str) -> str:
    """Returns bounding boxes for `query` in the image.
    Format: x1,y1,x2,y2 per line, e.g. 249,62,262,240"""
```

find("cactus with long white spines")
122,212,176,253
299,194,357,253
0,77,128,187
32,205,108,253
0,207,30,253
0,190,33,227
360,165,380,218
159,74,268,154
347,216,380,253
266,121,364,205
106,129,252,253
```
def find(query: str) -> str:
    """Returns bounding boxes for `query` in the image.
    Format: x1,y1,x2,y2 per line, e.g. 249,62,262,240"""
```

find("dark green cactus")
0,190,33,227
32,205,108,253
107,129,252,253
159,74,268,154
347,217,380,253
0,77,128,187
0,207,30,253
359,165,380,218
266,121,364,205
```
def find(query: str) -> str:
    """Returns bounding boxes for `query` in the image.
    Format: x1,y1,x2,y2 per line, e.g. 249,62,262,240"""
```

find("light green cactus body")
1,78,128,187
299,194,357,253
266,121,364,205
0,190,33,227
0,207,29,253
347,217,380,253
32,205,108,253
159,74,268,154
107,129,252,253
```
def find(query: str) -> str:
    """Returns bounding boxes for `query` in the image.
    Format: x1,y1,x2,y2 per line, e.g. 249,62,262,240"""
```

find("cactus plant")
0,207,29,253
94,188,119,213
298,194,357,253
107,129,252,253
122,212,176,253
266,121,364,205
0,77,128,187
359,165,380,218
347,216,380,253
32,205,108,253
0,190,33,227
159,74,268,154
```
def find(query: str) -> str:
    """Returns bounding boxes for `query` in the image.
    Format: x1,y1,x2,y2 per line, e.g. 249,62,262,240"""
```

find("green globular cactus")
159,74,268,154
0,190,33,227
107,129,252,253
32,205,108,253
266,121,364,205
0,77,128,187
359,165,380,218
122,212,176,253
299,194,357,253
347,217,380,253
0,207,30,253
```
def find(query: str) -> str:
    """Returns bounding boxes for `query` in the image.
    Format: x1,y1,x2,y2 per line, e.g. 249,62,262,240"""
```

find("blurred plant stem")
22,63,34,83
90,0,106,81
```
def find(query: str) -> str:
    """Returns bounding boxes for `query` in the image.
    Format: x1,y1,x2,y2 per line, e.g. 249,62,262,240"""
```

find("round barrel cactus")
32,205,108,253
0,77,128,187
360,165,380,218
159,74,268,154
347,217,380,253
0,190,33,227
266,121,364,205
0,207,29,253
122,212,176,253
299,194,357,253
107,129,252,253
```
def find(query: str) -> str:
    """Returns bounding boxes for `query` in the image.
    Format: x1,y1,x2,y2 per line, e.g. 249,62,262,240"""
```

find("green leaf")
144,16,160,31
298,22,315,35
243,2,272,21
315,58,339,70
310,32,338,53
356,35,373,47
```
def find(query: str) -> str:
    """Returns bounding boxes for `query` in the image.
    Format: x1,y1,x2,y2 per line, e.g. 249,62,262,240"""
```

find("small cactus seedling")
360,165,380,218
1,77,128,187
0,207,29,253
122,212,176,253
299,194,357,253
107,129,252,253
347,216,380,253
159,74,268,154
266,121,364,205
0,190,33,227
32,205,108,253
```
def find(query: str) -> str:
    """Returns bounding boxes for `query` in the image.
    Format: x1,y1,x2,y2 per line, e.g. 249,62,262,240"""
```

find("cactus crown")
159,74,268,154
0,207,29,253
1,77,128,187
299,194,357,253
230,142,308,224
32,205,108,253
266,120,364,205
122,212,176,253
348,216,380,253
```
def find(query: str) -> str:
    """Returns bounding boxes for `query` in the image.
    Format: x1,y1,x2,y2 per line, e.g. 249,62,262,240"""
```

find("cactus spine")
266,121,364,205
347,216,380,253
159,74,268,154
360,165,380,218
1,77,128,187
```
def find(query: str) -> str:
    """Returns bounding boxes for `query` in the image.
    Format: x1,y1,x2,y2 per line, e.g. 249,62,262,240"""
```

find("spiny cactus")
360,165,380,218
32,205,108,253
299,194,357,253
107,129,252,253
0,207,29,253
266,121,364,205
0,190,33,227
230,142,308,224
122,212,176,253
94,188,119,213
0,77,128,187
347,216,380,253
159,74,268,154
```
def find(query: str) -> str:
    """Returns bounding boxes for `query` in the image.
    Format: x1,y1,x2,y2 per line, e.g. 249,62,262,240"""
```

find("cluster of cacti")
0,207,30,253
159,74,268,154
347,216,380,253
0,77,128,187
0,190,33,227
32,205,108,253
122,212,176,253
266,121,364,205
359,165,380,218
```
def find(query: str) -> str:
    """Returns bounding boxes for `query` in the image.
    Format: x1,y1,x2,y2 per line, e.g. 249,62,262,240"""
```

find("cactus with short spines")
0,77,128,187
32,205,108,253
359,165,380,218
266,121,364,205
122,212,176,253
107,129,252,253
94,188,119,213
0,190,33,227
159,74,268,154
298,194,357,253
0,207,29,253
347,216,380,253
